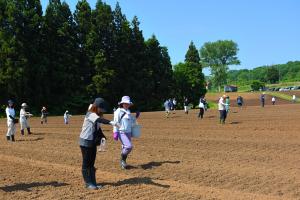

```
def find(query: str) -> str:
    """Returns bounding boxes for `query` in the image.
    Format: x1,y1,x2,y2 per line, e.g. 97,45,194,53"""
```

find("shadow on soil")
141,160,180,170
17,137,44,142
103,177,170,188
230,121,241,125
0,181,69,192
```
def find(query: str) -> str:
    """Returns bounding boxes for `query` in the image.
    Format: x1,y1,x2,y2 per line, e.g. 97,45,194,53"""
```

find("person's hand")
110,121,120,128
135,111,140,119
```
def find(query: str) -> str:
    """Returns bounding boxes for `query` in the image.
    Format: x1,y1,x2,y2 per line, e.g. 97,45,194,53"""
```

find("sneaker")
86,184,98,190
120,159,127,169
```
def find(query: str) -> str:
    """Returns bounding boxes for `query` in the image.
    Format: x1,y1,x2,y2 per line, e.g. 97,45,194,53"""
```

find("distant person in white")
64,110,72,124
6,100,17,142
271,97,276,105
20,103,33,135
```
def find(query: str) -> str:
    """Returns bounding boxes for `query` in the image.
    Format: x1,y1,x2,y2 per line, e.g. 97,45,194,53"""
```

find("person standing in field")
113,96,137,170
237,96,243,108
198,97,205,119
184,97,189,114
292,94,296,103
41,106,48,124
271,96,276,105
260,93,265,107
79,97,119,190
218,95,228,124
20,103,33,135
172,98,177,113
6,100,17,142
225,95,230,114
64,110,72,124
164,99,171,118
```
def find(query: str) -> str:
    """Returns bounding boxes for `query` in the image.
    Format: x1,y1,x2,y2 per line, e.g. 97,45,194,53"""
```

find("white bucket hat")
119,96,133,105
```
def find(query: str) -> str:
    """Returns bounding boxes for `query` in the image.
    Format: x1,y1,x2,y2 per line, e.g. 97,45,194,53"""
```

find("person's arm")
6,108,15,120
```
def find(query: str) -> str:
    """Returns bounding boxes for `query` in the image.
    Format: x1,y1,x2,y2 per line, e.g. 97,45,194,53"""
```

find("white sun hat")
119,96,133,105
21,103,27,107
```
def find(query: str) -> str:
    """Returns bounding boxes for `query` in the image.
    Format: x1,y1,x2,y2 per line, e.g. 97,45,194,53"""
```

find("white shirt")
6,107,15,122
218,97,226,110
20,108,29,122
113,108,133,133
292,95,296,100
272,97,276,102
79,112,100,140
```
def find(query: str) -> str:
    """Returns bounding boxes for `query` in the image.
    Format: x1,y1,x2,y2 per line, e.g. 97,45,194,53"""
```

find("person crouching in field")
79,98,119,190
41,106,48,124
113,96,137,170
6,100,18,142
218,95,228,124
20,103,33,135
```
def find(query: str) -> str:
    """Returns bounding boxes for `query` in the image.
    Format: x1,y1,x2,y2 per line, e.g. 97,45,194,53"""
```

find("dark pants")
219,110,227,123
80,146,97,171
198,108,204,118
261,100,265,107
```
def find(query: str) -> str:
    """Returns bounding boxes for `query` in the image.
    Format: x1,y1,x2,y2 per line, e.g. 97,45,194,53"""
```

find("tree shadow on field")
103,177,170,188
17,137,44,142
141,160,180,170
0,181,69,192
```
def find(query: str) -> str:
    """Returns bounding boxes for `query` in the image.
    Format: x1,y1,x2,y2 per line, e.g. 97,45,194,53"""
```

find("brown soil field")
205,92,293,107
1,102,300,199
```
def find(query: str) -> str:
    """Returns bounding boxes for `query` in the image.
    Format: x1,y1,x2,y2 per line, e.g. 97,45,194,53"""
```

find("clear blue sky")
41,0,300,74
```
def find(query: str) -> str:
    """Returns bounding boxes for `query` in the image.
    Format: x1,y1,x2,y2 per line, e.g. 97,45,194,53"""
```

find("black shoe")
11,135,15,142
90,167,102,189
6,136,10,141
27,128,31,135
21,130,24,135
82,169,98,190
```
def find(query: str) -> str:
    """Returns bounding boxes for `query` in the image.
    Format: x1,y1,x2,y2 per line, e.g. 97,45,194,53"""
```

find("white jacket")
6,107,15,123
113,108,134,133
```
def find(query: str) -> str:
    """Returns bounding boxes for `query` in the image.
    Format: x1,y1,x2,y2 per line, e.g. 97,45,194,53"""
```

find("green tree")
200,40,240,91
185,41,200,64
266,66,279,84
251,80,265,91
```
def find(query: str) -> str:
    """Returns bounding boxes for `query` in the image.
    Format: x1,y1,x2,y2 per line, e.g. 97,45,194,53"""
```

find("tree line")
227,61,300,87
0,0,208,114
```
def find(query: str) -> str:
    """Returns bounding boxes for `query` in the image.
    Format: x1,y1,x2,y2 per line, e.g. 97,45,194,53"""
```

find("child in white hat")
20,103,33,135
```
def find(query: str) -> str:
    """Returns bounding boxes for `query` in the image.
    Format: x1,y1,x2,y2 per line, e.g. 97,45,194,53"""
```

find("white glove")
110,121,120,128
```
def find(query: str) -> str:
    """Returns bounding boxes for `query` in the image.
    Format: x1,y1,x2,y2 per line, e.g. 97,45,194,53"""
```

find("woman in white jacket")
113,96,136,169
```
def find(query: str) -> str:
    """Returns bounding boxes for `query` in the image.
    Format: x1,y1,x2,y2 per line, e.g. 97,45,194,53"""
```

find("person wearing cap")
64,110,72,124
113,96,137,169
20,103,33,135
218,95,228,124
41,106,48,124
271,96,276,105
79,97,119,190
6,100,17,141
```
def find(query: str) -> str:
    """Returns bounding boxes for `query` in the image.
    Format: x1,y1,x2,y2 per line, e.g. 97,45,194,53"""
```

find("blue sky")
41,0,300,74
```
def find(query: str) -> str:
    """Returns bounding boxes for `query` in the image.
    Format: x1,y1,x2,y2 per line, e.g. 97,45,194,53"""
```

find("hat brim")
118,101,133,105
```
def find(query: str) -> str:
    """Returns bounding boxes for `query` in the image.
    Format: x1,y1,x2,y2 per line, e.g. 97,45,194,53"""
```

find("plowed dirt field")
1,100,300,199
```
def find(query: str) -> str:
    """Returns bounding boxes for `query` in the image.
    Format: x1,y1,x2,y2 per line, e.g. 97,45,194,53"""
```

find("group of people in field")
4,100,37,142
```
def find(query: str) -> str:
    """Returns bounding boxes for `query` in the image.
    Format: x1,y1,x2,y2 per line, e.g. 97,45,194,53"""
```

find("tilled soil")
0,100,300,199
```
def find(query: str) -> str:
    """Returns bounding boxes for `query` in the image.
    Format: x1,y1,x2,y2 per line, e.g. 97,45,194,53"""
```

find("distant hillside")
227,61,300,85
